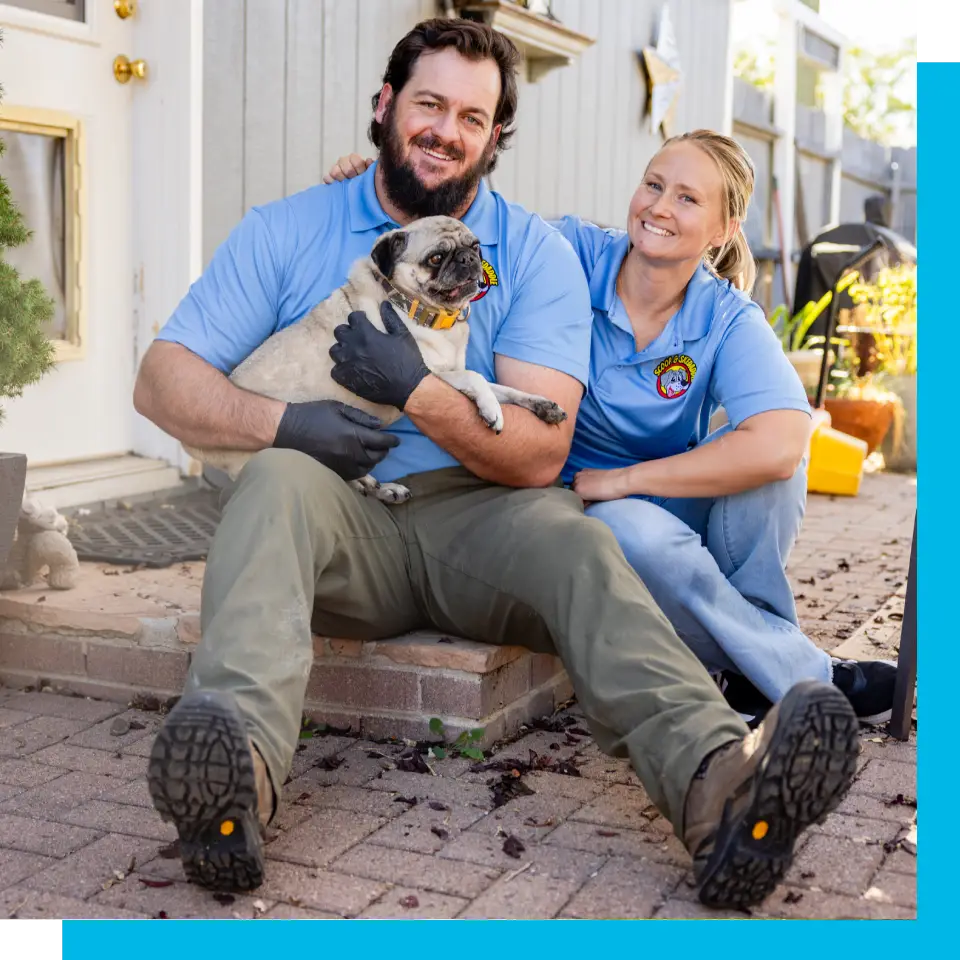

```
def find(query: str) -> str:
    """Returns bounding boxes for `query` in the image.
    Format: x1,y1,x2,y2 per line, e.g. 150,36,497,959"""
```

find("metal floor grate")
67,489,222,567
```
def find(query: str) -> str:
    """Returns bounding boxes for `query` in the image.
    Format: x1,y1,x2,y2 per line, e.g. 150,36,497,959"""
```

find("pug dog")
183,216,567,503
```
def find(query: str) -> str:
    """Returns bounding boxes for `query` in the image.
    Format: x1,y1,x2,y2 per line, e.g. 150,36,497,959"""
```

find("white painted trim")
772,2,797,270
791,0,847,52
128,0,205,475
0,0,97,45
188,0,203,287
180,0,205,475
721,0,736,136
823,44,845,225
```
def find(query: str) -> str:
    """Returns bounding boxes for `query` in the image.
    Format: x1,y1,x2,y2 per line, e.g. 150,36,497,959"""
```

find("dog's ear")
370,230,409,278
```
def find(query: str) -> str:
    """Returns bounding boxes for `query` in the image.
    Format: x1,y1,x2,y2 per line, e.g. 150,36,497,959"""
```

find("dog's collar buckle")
376,272,470,331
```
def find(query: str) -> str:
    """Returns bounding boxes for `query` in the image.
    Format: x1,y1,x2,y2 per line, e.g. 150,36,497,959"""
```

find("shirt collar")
347,162,500,245
592,239,718,346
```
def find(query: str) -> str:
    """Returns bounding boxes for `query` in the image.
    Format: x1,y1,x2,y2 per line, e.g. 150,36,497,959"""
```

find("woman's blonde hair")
658,129,757,294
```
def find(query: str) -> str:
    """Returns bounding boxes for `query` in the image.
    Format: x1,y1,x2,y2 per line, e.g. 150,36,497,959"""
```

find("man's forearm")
134,341,285,450
404,375,567,487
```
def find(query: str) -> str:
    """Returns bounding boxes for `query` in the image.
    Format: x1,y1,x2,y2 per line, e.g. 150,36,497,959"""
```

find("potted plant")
767,272,859,397
824,263,916,463
0,57,57,569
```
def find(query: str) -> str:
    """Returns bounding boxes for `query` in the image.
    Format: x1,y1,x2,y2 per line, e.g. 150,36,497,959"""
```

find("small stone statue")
0,494,80,591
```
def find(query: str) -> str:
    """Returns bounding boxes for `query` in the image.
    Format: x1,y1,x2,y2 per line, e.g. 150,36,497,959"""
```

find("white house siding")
201,0,734,258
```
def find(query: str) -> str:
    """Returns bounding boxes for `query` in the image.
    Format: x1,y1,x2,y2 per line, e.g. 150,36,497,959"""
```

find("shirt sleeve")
710,302,812,428
155,207,286,374
493,227,593,387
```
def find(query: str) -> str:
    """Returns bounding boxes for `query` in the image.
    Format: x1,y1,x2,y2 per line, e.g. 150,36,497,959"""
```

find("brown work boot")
147,689,276,892
683,680,860,910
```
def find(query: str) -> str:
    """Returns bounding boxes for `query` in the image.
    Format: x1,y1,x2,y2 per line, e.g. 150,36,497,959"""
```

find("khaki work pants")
186,450,747,828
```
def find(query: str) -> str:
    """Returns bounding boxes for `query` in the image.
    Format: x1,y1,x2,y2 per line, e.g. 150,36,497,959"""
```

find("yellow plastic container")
806,409,868,497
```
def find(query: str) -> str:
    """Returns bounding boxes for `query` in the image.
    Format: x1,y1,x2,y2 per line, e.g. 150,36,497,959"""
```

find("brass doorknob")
113,55,147,84
114,0,137,17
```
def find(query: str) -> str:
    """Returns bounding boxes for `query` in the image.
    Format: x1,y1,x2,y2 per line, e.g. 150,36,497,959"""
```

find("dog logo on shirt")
654,354,697,399
471,259,499,302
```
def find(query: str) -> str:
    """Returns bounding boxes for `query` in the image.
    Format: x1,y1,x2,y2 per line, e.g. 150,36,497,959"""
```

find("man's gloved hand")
272,399,400,481
329,301,431,410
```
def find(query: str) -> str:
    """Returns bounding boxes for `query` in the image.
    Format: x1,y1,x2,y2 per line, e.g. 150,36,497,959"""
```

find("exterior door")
0,0,135,465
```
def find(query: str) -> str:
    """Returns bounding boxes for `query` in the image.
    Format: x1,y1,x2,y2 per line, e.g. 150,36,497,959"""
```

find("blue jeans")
585,429,832,703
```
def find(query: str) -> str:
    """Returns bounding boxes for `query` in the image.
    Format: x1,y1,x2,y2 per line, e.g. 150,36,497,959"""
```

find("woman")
324,130,896,726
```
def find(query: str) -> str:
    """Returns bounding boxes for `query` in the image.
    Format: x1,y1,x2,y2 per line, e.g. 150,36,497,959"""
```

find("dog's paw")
477,403,504,434
375,483,412,504
350,476,381,497
530,398,567,425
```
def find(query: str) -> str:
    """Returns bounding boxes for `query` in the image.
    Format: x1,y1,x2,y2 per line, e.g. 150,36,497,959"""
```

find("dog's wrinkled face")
370,216,483,311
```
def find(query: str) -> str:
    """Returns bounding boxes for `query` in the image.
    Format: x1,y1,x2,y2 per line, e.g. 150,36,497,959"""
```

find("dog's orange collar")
373,270,470,331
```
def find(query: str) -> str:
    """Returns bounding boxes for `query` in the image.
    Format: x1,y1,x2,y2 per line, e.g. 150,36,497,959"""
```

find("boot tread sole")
697,681,860,911
147,690,265,892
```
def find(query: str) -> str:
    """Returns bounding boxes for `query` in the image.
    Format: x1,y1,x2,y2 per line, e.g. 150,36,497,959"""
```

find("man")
134,18,860,910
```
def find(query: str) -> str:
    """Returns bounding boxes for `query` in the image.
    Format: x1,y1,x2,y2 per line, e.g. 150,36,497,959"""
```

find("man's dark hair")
369,18,521,158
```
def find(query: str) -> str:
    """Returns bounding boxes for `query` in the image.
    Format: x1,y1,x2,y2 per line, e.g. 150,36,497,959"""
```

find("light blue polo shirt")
156,164,593,483
551,216,811,486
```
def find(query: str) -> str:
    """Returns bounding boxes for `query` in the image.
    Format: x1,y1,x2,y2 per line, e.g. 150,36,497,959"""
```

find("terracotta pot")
823,398,897,454
0,452,27,570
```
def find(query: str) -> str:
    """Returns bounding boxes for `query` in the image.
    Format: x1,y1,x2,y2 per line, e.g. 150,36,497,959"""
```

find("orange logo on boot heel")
751,820,769,840
220,820,235,836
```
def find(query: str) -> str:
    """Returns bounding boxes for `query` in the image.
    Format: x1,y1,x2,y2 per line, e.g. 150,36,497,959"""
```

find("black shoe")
719,658,899,727
830,658,898,725
716,671,773,728
147,689,268,892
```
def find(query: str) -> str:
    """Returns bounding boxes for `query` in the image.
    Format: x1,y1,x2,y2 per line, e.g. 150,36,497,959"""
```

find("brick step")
0,562,571,746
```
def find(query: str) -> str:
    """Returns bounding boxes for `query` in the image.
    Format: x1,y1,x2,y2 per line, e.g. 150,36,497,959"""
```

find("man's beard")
379,105,496,220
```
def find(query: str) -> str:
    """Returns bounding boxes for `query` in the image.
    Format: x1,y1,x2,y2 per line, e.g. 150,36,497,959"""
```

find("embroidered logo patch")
654,354,697,399
471,259,499,302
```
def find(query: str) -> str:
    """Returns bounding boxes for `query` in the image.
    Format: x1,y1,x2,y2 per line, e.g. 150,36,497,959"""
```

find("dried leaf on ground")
490,773,536,808
314,756,344,772
502,835,526,859
524,817,555,828
530,713,578,734
397,748,431,774
885,793,917,808
129,695,162,713
158,840,180,859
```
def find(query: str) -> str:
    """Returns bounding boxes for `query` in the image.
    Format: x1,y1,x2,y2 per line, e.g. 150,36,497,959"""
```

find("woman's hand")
572,466,635,503
322,153,375,184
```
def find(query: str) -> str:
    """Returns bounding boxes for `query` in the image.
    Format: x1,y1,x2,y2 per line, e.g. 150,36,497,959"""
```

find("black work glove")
329,301,431,410
272,399,400,481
